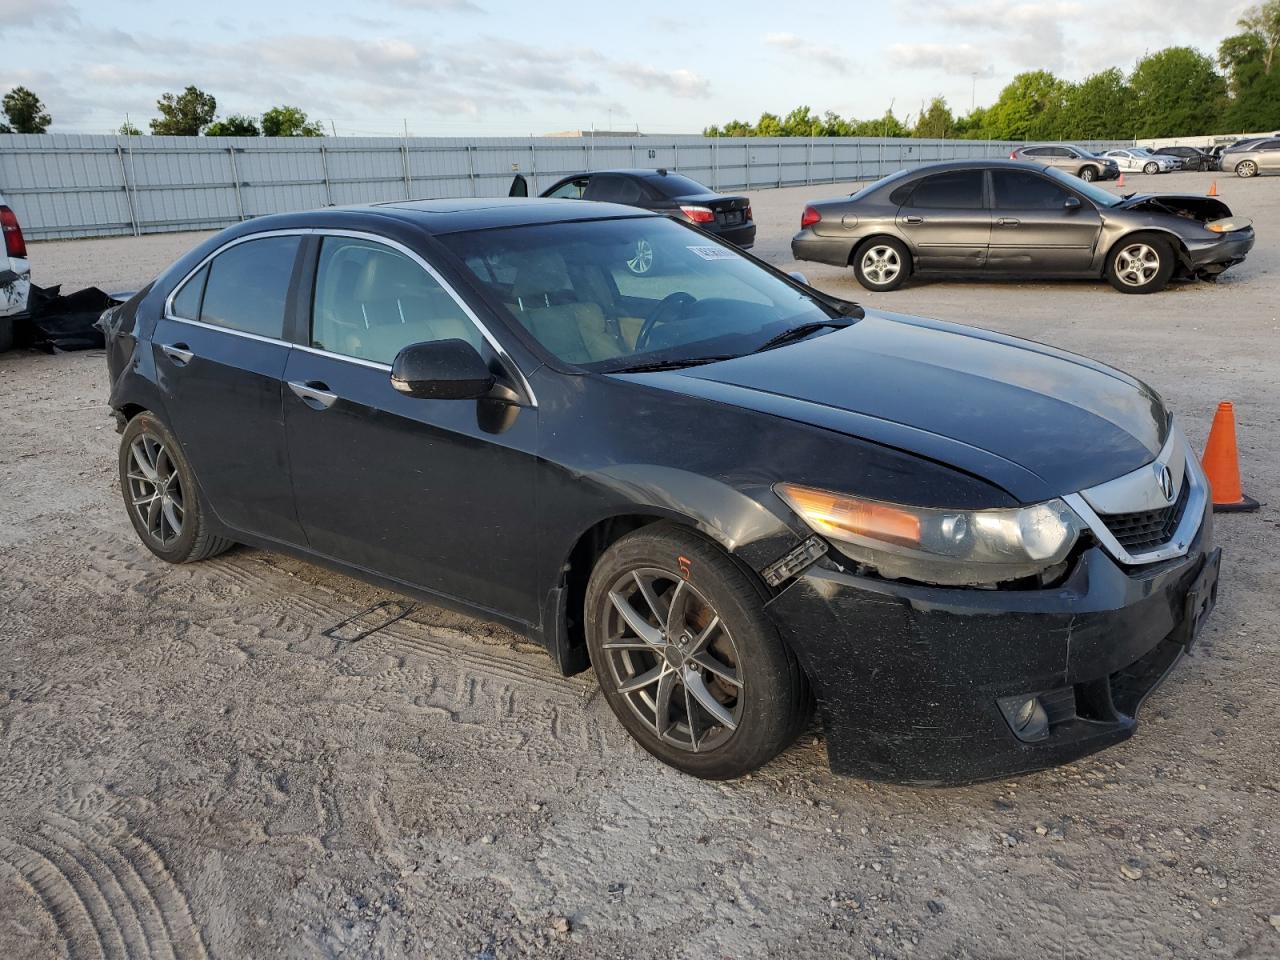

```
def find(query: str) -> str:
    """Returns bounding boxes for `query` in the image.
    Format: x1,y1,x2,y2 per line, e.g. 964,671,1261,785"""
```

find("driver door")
987,169,1101,275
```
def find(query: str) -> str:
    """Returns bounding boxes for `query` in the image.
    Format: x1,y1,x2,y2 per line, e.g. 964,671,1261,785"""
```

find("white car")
0,191,31,351
1103,149,1180,175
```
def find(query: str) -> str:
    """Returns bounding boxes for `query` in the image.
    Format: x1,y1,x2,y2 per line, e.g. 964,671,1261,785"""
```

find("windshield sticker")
686,245,737,261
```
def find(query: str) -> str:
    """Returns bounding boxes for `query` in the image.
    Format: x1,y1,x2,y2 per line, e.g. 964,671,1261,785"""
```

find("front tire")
852,237,911,292
1236,159,1258,178
1106,234,1175,294
1143,161,1159,175
119,411,234,563
584,525,809,779
1079,165,1098,182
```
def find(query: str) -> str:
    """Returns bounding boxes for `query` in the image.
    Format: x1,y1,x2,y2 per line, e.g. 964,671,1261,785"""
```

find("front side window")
442,217,840,370
311,237,481,365
546,177,589,199
200,235,300,339
905,171,984,209
992,170,1073,209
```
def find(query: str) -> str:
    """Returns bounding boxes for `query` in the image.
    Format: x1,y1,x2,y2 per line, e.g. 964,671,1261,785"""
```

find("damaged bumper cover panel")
765,430,1219,786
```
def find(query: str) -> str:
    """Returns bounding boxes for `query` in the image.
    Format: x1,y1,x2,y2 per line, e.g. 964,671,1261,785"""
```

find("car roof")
889,158,1053,174
369,197,655,233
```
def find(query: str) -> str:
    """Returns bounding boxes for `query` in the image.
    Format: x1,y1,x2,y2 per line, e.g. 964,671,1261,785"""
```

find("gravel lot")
2,170,1278,959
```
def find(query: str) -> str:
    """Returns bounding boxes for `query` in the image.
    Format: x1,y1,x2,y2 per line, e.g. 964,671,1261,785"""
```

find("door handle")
996,217,1021,227
903,215,925,224
160,343,194,365
288,380,338,410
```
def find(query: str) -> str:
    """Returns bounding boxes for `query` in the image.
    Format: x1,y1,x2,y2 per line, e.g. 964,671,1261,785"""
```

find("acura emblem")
1156,463,1176,502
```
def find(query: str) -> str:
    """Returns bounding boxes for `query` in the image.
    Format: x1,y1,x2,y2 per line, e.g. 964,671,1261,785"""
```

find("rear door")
894,169,989,272
281,233,540,620
987,169,1101,275
151,233,306,544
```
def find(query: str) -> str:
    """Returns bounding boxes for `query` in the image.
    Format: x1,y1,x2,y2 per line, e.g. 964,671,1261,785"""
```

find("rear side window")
1021,147,1048,157
200,236,300,339
170,264,207,320
646,173,710,198
991,170,1073,209
586,175,645,204
904,171,984,209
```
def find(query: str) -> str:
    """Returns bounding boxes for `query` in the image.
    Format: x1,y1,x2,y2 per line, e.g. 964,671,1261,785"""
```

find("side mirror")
1064,196,1082,210
508,174,529,198
788,271,810,286
391,339,495,400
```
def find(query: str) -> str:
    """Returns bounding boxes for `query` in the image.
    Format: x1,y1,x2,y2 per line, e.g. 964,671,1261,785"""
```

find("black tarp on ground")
15,284,121,352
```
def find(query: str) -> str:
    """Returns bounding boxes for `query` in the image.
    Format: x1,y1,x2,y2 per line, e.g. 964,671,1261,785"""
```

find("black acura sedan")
100,198,1220,785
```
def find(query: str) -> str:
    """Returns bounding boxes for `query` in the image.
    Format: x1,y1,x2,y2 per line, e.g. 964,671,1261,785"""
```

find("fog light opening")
998,694,1051,743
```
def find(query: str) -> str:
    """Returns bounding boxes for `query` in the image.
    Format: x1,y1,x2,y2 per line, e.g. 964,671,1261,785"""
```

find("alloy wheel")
1237,160,1257,178
126,433,185,547
1081,167,1097,181
1114,243,1161,288
861,245,901,285
626,239,655,274
1143,162,1158,175
603,568,743,753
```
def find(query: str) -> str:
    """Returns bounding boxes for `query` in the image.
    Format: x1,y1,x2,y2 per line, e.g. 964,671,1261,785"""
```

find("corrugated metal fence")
0,134,1131,241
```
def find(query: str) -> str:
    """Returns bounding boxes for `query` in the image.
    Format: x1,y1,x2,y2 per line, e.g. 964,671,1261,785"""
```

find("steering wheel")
636,292,696,351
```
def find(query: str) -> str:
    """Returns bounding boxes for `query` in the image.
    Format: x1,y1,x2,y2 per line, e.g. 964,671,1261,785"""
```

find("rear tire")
1235,159,1258,178
1079,166,1098,182
584,524,810,779
1106,233,1175,294
852,237,911,292
119,411,235,563
1143,161,1159,175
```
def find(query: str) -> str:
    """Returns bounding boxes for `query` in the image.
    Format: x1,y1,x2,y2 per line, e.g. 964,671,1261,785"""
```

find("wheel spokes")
685,671,736,732
608,590,663,647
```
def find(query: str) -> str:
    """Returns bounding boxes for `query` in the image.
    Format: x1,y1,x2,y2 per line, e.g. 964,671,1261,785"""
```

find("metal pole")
673,140,678,171
228,147,244,221
467,143,477,197
530,141,537,194
401,143,412,198
116,144,139,237
319,144,333,205
712,138,719,190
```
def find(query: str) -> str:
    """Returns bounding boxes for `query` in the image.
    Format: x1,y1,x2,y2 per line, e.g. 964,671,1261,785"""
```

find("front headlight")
775,483,1085,587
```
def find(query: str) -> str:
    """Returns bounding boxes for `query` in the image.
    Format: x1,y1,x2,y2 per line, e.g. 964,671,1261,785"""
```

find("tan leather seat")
511,251,623,364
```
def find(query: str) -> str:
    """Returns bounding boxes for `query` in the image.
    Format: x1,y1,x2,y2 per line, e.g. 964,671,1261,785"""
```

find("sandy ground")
2,170,1278,959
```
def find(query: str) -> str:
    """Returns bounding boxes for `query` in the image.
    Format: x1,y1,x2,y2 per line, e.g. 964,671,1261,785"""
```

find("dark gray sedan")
792,160,1255,294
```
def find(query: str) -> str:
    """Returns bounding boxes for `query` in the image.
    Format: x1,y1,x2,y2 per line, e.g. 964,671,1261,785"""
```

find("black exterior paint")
103,199,1215,784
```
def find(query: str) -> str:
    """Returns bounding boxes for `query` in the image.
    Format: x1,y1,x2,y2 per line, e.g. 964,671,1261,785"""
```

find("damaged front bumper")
1182,227,1255,277
765,502,1218,786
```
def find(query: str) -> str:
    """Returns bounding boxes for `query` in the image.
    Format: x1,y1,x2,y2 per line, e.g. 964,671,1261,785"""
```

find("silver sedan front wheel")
1236,160,1258,178
1113,242,1161,287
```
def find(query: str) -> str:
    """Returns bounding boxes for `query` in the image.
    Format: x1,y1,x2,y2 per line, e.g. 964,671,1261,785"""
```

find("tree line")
704,3,1280,141
0,84,325,137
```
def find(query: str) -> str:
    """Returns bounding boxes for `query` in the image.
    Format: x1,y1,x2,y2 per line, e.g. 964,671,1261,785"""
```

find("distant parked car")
1225,137,1280,178
792,159,1255,294
1103,149,1179,175
0,192,31,352
509,169,754,271
1153,146,1217,171
1008,144,1118,181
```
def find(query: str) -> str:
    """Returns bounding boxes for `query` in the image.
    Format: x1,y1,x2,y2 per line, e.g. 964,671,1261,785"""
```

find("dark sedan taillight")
679,205,716,224
801,206,821,228
745,204,753,222
0,205,26,259
1010,150,1018,159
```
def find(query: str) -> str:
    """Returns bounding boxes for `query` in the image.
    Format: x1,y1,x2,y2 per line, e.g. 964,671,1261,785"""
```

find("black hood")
621,312,1167,503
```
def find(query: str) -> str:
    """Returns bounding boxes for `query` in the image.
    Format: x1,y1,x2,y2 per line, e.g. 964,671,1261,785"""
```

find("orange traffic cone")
1207,181,1219,197
1117,173,1126,188
1201,402,1259,512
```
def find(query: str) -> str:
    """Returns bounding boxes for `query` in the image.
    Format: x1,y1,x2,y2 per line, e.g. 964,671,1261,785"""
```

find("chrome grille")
1098,479,1190,552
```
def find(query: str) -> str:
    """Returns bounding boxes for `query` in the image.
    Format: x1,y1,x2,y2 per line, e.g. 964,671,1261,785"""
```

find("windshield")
1044,166,1121,207
442,216,843,372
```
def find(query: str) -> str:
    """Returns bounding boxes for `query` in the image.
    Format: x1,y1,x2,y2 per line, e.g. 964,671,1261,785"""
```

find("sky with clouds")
0,0,1255,135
